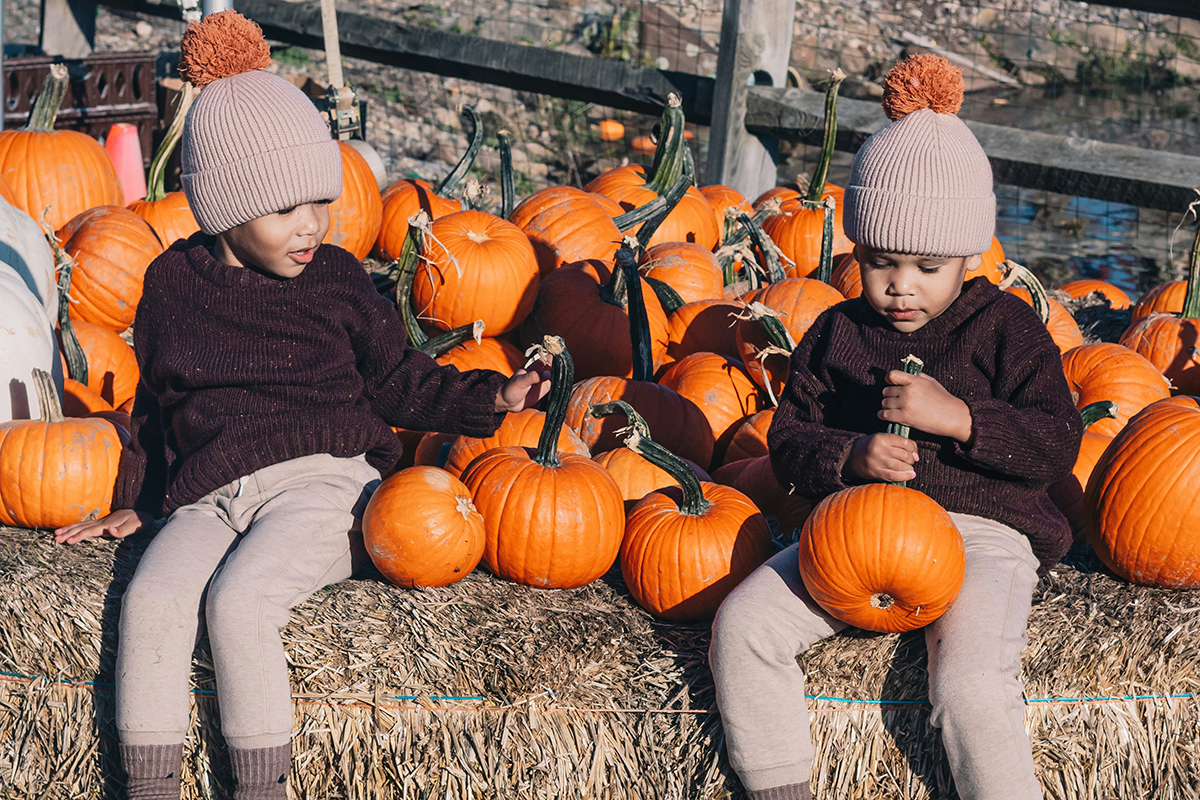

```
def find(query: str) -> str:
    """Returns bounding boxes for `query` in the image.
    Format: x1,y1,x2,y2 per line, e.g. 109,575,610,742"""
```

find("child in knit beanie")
708,55,1082,800
54,12,549,800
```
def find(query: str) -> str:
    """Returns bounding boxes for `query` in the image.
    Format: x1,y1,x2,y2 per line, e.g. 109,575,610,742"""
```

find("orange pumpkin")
128,82,200,248
665,299,743,366
60,206,164,331
969,236,1007,284
435,336,525,377
639,241,724,304
659,352,763,462
460,338,625,589
1086,396,1200,588
1047,401,1117,542
1130,280,1185,323
798,483,965,633
722,408,775,464
699,184,752,238
1058,279,1130,309
1002,263,1084,354
597,119,625,141
0,65,123,232
599,401,772,621
362,466,486,588
413,431,458,467
324,141,383,261
712,454,811,539
0,368,125,528
62,377,113,415
59,317,140,409
508,186,623,276
830,254,862,298
442,407,590,478
735,278,845,398
412,209,539,336
1061,343,1170,437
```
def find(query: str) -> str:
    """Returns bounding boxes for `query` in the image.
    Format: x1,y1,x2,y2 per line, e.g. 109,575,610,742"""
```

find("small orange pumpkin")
722,408,775,465
128,82,200,248
1058,279,1130,309
1061,343,1170,437
639,241,724,304
60,206,164,332
1130,280,1185,323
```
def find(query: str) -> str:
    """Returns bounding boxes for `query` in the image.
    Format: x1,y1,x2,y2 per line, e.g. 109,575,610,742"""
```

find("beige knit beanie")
178,11,341,235
843,55,995,257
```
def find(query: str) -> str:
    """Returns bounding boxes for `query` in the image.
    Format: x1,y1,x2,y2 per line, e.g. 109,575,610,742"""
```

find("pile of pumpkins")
0,64,1197,630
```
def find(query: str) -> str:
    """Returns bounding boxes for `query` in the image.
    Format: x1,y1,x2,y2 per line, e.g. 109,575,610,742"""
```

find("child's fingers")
54,520,97,543
884,370,918,386
61,524,105,545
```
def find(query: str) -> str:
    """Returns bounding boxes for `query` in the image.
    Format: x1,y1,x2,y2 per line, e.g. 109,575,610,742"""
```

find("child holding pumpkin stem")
52,12,550,800
710,54,1082,800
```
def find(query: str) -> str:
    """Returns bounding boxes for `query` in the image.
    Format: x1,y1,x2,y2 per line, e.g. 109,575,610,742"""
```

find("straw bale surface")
1,525,1199,800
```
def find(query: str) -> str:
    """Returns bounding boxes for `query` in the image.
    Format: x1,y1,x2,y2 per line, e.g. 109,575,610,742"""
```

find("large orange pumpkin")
699,184,752,239
1058,279,1130,309
460,337,625,589
128,82,200,249
640,241,724,305
1086,396,1200,588
1061,343,1170,437
362,466,486,588
442,407,590,478
659,352,763,462
509,186,623,276
1130,280,1185,323
602,401,773,621
324,141,383,261
665,299,743,366
0,368,125,528
412,209,539,336
1047,401,1117,542
0,65,122,232
59,206,164,331
798,483,965,633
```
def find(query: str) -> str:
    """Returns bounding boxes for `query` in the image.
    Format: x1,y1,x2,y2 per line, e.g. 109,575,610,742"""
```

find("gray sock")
120,743,184,800
229,743,291,800
748,783,813,800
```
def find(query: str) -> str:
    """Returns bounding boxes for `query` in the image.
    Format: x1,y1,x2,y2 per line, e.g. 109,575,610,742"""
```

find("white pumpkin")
0,196,57,321
0,266,63,422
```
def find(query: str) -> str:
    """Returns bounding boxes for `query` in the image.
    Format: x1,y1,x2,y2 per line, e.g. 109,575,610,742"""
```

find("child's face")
856,245,983,333
214,202,331,278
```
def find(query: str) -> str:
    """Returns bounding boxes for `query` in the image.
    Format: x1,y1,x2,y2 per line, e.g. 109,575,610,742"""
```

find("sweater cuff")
954,398,1023,469
456,371,508,438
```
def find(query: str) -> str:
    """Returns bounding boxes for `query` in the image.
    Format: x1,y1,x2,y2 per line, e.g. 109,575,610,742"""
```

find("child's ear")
964,253,983,273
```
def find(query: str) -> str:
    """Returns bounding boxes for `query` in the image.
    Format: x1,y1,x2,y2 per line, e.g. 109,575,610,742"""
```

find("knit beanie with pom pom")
178,10,341,234
842,54,994,258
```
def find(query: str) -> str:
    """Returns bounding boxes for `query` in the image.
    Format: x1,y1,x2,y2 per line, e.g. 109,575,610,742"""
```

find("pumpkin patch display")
595,401,772,622
659,352,763,462
362,466,486,588
1086,396,1200,589
460,337,625,589
0,368,125,528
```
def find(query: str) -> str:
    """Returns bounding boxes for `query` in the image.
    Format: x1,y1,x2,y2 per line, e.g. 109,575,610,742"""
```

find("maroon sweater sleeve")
768,310,862,499
113,381,170,517
342,264,507,437
954,310,1082,483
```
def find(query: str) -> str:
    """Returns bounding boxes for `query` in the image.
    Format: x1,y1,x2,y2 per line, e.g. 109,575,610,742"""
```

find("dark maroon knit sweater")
768,277,1083,574
114,238,508,518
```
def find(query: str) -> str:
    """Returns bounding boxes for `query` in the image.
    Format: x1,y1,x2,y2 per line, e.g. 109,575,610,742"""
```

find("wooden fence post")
39,0,96,58
706,0,796,197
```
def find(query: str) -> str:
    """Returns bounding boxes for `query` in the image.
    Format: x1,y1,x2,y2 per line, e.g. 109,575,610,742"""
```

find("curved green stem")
644,275,684,314
419,320,484,357
1003,261,1051,325
804,195,836,284
738,212,785,283
1183,220,1200,320
26,64,69,132
756,309,796,352
532,336,574,469
44,220,88,384
498,131,515,220
887,354,924,487
590,400,711,515
33,368,66,423
645,94,687,196
635,167,692,251
1080,400,1118,429
393,216,429,348
618,245,655,382
145,82,197,202
434,106,483,197
805,69,846,203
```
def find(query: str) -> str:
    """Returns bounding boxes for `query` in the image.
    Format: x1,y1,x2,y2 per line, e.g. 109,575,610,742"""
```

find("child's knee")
205,573,288,635
928,660,1023,726
121,573,196,630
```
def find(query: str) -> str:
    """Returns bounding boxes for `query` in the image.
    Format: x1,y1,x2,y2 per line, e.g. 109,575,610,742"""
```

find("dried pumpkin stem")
145,82,198,203
1000,260,1051,325
634,165,693,251
1183,221,1200,320
434,106,483,197
497,131,515,220
805,69,846,204
592,401,712,516
643,275,684,314
1079,400,1118,429
887,354,924,487
420,319,485,358
26,64,70,132
618,245,655,382
737,212,786,283
32,368,65,424
531,336,573,469
394,213,430,348
645,94,687,197
807,195,836,284
43,213,89,385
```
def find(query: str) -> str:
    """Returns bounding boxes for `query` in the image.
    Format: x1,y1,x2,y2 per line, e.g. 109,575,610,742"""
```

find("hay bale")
1,528,1199,799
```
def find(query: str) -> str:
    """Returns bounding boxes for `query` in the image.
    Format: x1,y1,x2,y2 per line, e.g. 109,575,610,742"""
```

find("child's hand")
54,509,154,545
879,370,974,442
495,368,551,413
844,433,919,483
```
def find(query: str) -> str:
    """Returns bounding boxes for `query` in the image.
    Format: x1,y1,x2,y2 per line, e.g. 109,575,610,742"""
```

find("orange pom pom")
881,54,965,121
180,10,272,89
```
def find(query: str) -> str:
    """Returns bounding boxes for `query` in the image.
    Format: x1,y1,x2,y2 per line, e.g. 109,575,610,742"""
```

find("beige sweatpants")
710,513,1043,800
116,453,380,750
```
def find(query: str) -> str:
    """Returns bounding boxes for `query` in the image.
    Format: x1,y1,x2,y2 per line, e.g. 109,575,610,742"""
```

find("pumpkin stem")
635,165,693,251
643,275,685,314
145,82,198,203
497,131,515,220
737,211,787,283
434,106,483,197
1000,261,1051,325
530,336,573,469
618,244,655,382
32,368,65,424
869,592,895,611
591,400,712,515
420,319,485,358
887,354,924,487
809,195,836,284
1182,220,1200,320
644,94,688,197
1079,400,1119,429
25,63,70,133
612,164,690,236
804,69,846,204
598,245,631,311
394,212,430,349
43,212,89,385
